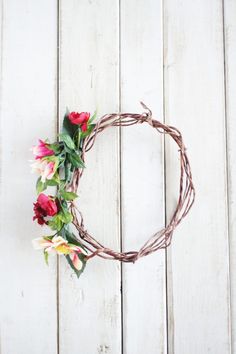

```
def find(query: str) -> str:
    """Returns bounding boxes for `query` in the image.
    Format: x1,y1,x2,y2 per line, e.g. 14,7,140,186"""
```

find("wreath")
31,102,195,278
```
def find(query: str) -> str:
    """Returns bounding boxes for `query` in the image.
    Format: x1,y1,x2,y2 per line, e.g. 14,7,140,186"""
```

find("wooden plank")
120,1,167,353
58,1,121,353
0,1,58,353
223,0,236,351
164,0,231,353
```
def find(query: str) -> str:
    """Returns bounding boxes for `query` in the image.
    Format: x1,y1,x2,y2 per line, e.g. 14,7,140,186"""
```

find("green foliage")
48,214,64,231
62,112,78,138
48,173,60,185
64,161,73,184
58,209,73,224
65,253,87,279
88,110,97,123
76,130,81,148
49,143,61,154
46,178,59,187
36,178,47,194
60,190,78,201
36,175,60,194
33,109,97,279
43,250,49,265
62,227,85,249
80,124,95,139
59,133,76,150
68,152,85,168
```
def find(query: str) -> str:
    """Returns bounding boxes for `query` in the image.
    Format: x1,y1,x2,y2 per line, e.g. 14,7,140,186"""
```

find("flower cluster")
31,110,96,277
33,236,86,271
31,141,58,183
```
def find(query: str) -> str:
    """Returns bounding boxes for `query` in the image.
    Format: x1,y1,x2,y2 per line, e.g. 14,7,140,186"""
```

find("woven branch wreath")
31,102,195,278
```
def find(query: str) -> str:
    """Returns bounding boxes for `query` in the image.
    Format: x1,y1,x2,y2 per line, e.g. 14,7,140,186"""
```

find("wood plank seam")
57,1,60,353
118,1,124,353
222,0,233,352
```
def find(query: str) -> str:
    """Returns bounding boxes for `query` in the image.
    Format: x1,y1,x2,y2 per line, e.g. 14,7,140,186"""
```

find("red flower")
33,193,58,225
68,111,90,132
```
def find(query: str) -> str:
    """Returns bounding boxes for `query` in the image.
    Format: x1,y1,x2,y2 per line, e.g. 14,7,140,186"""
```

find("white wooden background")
0,0,235,353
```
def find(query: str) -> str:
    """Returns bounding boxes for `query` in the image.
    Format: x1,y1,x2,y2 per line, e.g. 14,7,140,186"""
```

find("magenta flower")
32,140,54,159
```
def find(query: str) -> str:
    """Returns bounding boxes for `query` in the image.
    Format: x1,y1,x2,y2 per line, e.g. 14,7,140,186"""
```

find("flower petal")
70,252,83,271
32,237,52,250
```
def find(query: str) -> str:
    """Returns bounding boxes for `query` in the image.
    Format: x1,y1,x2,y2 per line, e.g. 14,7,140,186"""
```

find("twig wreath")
31,102,195,278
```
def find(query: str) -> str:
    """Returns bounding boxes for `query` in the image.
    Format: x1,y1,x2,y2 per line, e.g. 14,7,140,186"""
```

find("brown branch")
70,103,195,263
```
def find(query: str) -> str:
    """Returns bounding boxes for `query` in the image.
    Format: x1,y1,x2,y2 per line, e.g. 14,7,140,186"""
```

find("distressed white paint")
59,1,121,353
0,0,235,353
224,0,236,352
164,0,231,353
120,0,167,353
0,1,58,353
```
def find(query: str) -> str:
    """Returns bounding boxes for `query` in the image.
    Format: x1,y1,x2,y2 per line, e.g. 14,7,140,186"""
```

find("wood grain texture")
0,1,235,353
58,1,121,353
224,0,236,351
0,1,58,353
164,0,231,353
120,0,167,353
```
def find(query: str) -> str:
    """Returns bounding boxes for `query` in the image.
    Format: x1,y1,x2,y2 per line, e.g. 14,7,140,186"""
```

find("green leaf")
60,190,78,201
68,152,85,168
48,214,64,231
58,156,66,167
65,253,87,279
88,110,97,123
47,173,60,186
62,112,78,139
64,161,73,183
59,133,76,150
62,227,88,254
48,143,61,154
36,178,47,194
46,179,58,187
73,130,81,149
53,172,61,184
44,250,49,265
63,145,74,154
58,210,73,224
44,236,53,241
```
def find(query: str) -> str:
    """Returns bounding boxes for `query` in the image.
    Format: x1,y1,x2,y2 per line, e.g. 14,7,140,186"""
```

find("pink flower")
32,237,53,249
32,140,54,159
32,235,86,270
31,158,58,183
68,111,90,132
